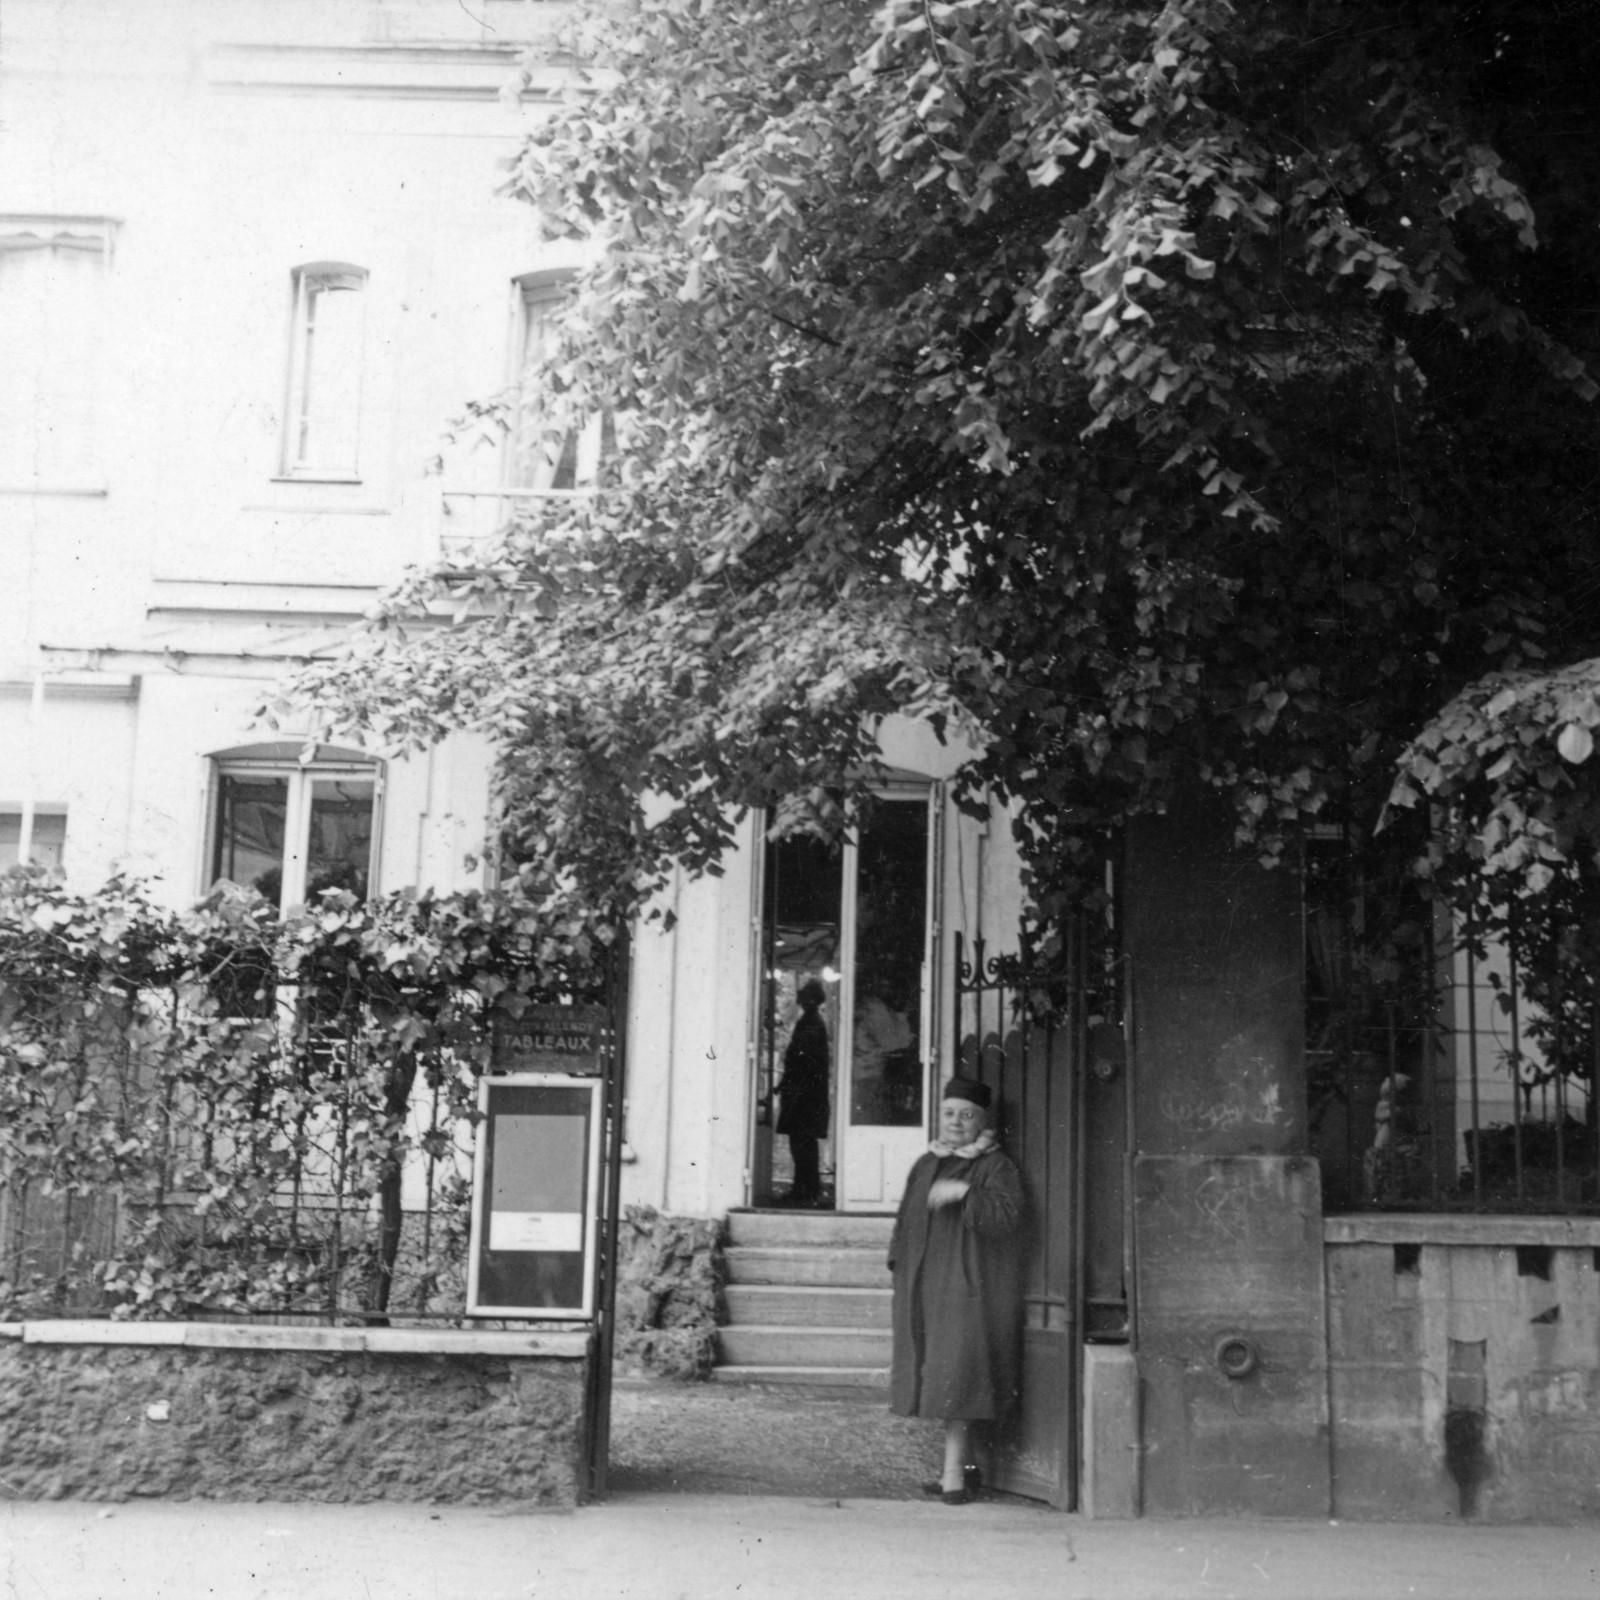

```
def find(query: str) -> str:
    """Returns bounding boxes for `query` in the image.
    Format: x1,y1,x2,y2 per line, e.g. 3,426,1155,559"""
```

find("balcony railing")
436,485,599,561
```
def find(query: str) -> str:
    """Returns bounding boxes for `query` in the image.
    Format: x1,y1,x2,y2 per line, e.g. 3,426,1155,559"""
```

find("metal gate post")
583,929,632,1499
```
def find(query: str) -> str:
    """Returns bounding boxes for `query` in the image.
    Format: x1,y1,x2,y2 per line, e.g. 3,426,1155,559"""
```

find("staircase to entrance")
715,1210,894,1389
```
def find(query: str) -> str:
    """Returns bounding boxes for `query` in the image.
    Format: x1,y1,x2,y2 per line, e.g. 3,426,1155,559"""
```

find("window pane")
512,278,608,492
286,268,365,475
306,776,374,900
212,775,288,905
513,283,564,489
850,799,927,1128
759,834,842,1201
0,812,66,870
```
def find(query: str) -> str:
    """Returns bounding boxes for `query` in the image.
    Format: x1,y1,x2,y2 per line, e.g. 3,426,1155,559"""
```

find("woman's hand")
927,1178,970,1209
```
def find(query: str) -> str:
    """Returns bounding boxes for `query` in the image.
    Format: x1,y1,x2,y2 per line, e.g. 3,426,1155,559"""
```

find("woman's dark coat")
888,1145,1024,1421
776,1007,830,1138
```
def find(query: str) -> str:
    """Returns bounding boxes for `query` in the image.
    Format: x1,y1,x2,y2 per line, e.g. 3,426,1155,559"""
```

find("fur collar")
927,1127,999,1160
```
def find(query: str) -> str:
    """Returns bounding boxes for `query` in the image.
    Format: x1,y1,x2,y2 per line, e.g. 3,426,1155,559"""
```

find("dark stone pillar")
1124,798,1330,1516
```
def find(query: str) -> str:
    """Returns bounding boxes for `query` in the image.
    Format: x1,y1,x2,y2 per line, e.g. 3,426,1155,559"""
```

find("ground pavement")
4,1496,1598,1600
3,1379,1598,1599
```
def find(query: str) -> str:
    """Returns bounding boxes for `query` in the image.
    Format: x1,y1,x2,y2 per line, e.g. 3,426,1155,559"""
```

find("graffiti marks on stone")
1159,1037,1285,1136
1186,1164,1291,1243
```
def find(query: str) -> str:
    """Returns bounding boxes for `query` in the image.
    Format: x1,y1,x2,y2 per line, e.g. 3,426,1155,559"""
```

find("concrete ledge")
23,1320,186,1346
1325,1213,1600,1248
14,1320,590,1359
363,1328,589,1358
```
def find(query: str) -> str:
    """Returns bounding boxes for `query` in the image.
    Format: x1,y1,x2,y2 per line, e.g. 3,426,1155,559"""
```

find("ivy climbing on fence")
0,868,616,1323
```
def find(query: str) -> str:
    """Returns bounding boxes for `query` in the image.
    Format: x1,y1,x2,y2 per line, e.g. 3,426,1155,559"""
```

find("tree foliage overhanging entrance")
280,0,1600,954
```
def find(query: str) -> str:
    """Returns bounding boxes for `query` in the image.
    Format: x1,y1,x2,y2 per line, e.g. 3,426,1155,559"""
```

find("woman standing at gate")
888,1076,1024,1503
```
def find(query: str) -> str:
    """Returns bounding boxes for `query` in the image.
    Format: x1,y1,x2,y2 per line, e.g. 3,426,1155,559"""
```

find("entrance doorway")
750,788,938,1212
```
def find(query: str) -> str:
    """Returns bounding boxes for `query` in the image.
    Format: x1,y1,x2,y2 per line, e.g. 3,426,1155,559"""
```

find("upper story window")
0,216,116,488
208,743,379,914
510,272,610,493
280,263,368,481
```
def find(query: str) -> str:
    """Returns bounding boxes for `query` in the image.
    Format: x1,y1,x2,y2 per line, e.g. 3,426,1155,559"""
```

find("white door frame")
744,781,943,1212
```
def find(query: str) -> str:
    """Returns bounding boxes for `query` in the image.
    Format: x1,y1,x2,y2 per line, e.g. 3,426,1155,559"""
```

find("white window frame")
508,270,606,493
204,743,383,914
0,215,117,490
279,261,369,482
746,780,944,1207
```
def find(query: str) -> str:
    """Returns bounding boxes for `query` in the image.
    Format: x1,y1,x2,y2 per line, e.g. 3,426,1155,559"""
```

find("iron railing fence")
1,1014,494,1326
1308,840,1600,1214
1,952,621,1326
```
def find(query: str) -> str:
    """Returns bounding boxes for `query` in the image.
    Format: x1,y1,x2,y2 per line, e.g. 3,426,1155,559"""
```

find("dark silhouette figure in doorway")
777,978,830,1206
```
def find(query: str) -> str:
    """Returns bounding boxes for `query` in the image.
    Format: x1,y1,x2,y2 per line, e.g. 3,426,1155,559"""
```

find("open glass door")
836,794,931,1209
752,834,841,1208
752,789,936,1212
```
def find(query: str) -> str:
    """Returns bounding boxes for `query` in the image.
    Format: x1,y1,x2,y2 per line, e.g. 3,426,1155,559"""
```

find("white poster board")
466,1074,601,1319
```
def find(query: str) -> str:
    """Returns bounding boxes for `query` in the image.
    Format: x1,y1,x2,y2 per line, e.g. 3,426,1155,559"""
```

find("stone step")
724,1209,896,1249
724,1284,891,1329
724,1245,891,1289
709,1364,889,1392
717,1325,893,1369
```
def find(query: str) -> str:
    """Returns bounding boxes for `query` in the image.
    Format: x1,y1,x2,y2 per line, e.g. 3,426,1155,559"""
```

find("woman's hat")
941,1076,991,1109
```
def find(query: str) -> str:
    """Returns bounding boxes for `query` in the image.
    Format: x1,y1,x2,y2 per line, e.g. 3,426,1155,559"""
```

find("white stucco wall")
621,834,761,1218
1,0,560,904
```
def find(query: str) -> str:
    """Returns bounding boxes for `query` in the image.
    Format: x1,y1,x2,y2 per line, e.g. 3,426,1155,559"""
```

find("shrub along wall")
0,875,724,1503
614,1205,723,1379
0,869,617,1322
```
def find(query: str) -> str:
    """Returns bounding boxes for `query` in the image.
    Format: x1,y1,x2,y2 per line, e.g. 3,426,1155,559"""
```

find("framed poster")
466,1074,602,1319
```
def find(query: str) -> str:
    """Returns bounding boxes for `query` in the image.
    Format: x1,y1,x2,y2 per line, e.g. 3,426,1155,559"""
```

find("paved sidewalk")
4,1495,1599,1600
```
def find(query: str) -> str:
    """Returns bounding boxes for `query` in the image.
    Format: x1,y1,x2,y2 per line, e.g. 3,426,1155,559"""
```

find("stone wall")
0,1324,590,1504
1123,803,1330,1518
1326,1215,1600,1522
613,1205,723,1380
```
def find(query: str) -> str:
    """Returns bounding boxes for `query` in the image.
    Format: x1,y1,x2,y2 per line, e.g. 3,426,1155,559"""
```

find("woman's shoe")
921,1465,981,1503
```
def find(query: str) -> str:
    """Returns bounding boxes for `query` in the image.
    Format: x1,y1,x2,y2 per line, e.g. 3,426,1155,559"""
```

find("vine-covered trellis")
0,868,617,1322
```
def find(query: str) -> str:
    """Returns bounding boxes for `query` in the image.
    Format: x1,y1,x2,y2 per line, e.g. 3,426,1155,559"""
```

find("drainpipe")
1122,944,1144,1516
661,864,681,1212
16,671,45,863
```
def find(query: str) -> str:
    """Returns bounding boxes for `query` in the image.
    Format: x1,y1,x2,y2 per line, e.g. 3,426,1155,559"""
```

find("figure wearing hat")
775,977,831,1206
887,1076,1024,1504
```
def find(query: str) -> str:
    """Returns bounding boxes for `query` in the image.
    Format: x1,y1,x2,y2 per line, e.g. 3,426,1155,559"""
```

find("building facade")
5,0,1599,1523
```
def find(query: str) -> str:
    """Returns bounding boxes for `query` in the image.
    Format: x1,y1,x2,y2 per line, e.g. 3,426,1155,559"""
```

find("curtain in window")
284,266,367,476
0,227,107,484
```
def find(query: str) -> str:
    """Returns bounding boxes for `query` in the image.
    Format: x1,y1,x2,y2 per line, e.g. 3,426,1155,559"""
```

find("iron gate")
952,926,1089,1510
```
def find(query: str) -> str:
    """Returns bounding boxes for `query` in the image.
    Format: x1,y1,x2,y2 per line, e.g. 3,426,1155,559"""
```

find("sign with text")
491,1005,609,1076
467,1074,601,1319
